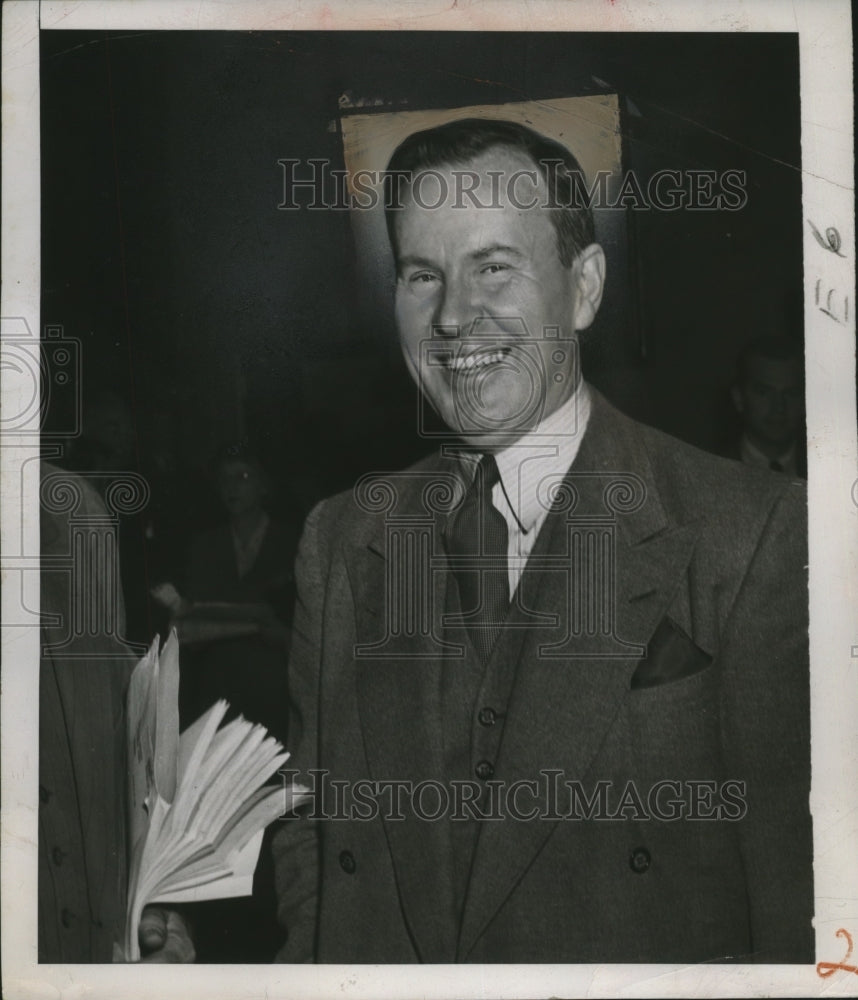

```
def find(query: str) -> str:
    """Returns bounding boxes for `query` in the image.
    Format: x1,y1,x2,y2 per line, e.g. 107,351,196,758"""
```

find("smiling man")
390,139,604,451
273,118,813,965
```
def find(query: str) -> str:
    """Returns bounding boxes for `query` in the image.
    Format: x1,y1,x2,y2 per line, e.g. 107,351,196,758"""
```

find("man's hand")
137,906,195,963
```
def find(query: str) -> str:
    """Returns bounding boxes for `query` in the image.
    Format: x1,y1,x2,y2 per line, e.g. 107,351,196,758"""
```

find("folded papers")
123,630,304,960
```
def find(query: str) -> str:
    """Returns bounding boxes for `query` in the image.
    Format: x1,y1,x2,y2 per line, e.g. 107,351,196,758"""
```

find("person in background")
168,442,296,962
728,335,806,477
39,462,193,963
178,442,294,742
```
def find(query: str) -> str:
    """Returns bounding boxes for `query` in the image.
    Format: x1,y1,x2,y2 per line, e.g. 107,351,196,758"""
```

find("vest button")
39,784,51,803
477,707,497,727
52,847,66,866
339,850,356,874
61,908,74,928
629,847,651,874
475,760,494,781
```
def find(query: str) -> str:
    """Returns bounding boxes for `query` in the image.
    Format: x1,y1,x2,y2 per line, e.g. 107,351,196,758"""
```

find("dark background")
40,28,803,581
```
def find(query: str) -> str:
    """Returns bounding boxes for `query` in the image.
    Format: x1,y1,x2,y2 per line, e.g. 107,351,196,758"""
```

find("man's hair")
214,440,268,485
383,117,596,268
736,335,804,384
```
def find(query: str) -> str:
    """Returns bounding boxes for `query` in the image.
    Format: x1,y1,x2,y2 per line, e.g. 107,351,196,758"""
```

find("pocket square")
630,617,712,690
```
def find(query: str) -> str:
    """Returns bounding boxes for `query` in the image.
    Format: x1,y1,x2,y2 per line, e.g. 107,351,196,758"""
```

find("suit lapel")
457,389,700,959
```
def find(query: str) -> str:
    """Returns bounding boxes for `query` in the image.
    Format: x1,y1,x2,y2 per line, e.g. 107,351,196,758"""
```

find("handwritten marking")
817,928,858,977
815,279,849,324
808,220,845,257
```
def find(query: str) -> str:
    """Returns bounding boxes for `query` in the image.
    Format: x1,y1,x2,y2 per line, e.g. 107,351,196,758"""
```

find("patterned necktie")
445,454,509,661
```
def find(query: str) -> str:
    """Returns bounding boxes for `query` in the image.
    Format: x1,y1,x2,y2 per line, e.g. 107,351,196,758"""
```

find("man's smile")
443,346,512,373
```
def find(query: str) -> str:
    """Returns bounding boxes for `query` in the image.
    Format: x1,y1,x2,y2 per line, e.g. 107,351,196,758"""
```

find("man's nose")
433,276,477,339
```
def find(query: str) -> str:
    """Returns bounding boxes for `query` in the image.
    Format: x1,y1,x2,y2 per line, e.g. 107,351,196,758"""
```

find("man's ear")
571,243,606,331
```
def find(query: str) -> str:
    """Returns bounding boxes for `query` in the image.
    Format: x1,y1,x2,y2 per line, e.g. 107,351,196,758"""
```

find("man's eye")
409,272,439,284
480,263,508,275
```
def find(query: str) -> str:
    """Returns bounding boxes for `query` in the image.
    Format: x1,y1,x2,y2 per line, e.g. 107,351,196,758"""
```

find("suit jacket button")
475,760,494,781
477,707,497,727
52,847,66,866
629,847,651,873
61,908,74,928
39,785,51,803
339,850,356,874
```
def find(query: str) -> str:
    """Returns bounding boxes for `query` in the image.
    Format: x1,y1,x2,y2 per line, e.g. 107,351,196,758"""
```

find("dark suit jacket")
184,518,296,616
273,388,812,964
719,433,808,479
39,465,134,962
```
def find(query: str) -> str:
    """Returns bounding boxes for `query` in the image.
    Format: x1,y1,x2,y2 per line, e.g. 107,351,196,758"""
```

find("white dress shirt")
456,381,592,599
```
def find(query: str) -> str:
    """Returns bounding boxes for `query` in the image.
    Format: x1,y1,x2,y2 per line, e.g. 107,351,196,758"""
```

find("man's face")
218,460,265,518
393,147,604,450
734,355,804,449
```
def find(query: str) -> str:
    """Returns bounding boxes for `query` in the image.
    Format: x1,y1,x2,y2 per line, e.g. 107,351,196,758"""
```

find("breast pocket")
630,616,712,690
625,623,721,778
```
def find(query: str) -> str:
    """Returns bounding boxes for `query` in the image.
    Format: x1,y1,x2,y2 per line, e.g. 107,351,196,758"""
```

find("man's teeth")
449,350,508,372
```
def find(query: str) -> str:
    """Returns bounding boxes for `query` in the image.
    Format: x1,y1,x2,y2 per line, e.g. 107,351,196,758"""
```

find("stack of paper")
123,630,302,961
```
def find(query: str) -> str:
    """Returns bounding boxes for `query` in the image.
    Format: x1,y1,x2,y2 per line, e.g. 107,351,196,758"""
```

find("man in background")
729,335,806,477
39,462,193,963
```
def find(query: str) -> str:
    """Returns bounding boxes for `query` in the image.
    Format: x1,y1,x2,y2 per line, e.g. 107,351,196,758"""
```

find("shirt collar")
232,511,270,578
490,380,591,533
739,433,796,471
